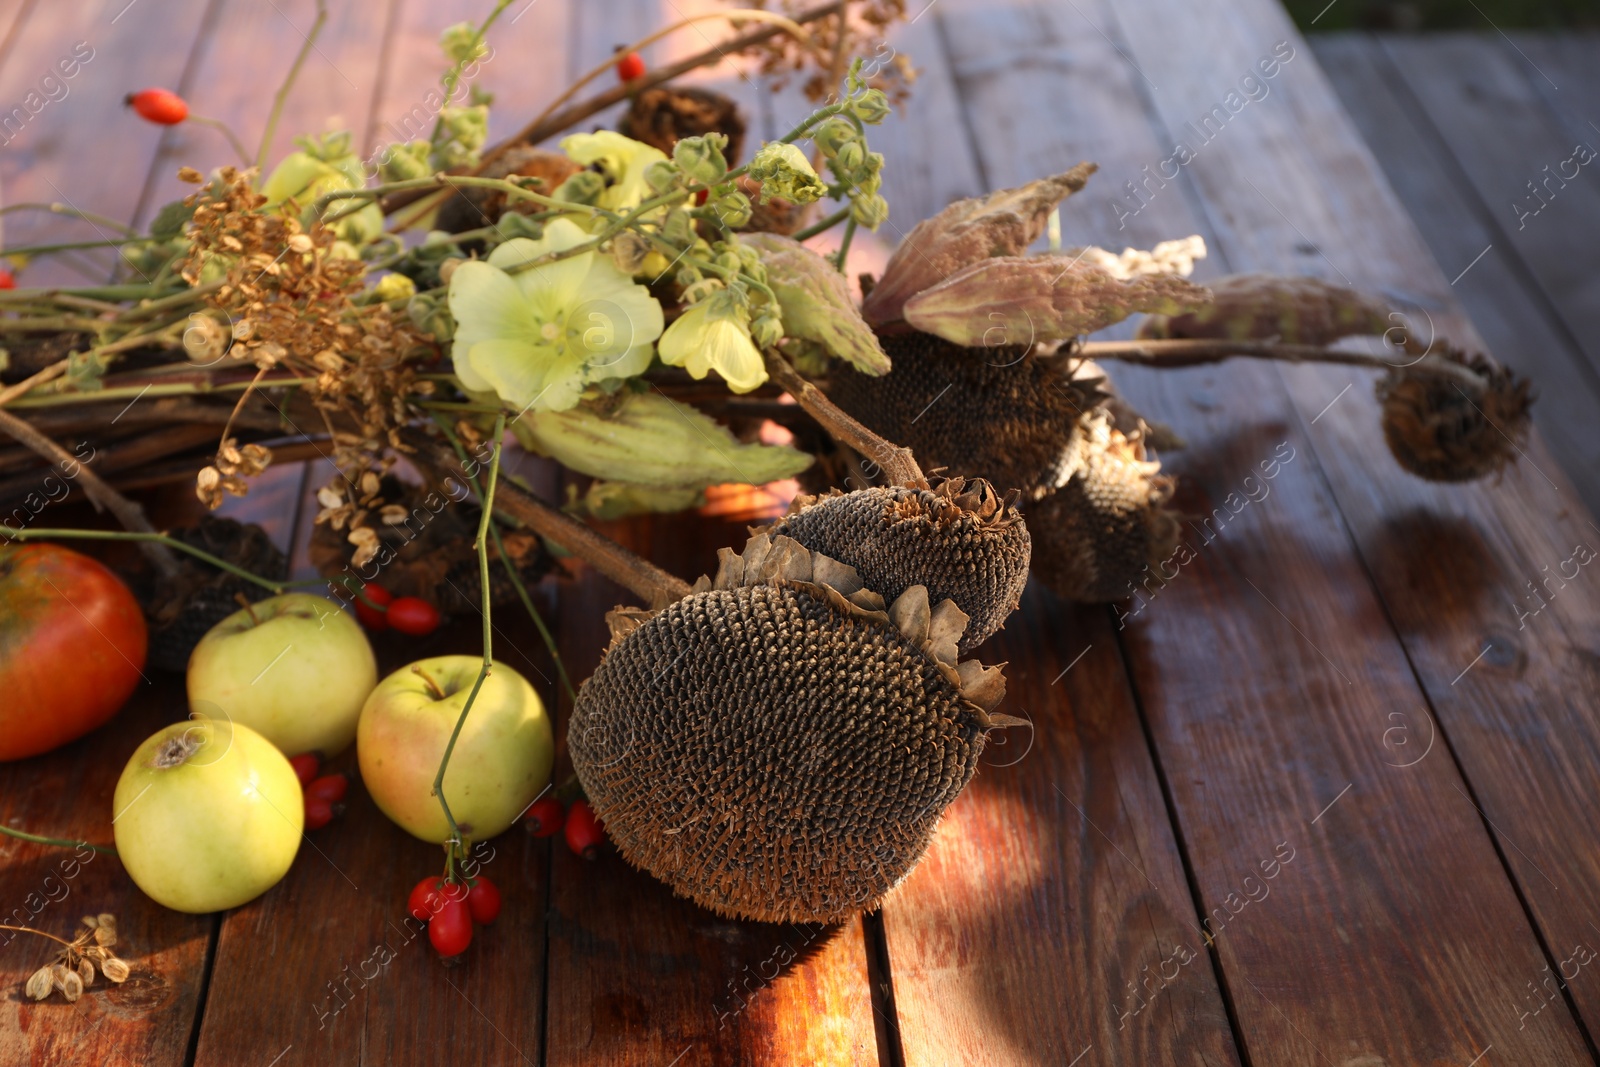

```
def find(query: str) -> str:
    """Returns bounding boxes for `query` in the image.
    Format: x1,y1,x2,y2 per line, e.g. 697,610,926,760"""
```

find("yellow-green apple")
187,593,377,757
113,718,303,913
358,655,553,843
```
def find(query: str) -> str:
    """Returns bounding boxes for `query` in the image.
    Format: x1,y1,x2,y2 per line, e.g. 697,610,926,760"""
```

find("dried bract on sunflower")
569,532,1013,923
769,478,1029,651
1137,273,1392,345
1378,347,1533,482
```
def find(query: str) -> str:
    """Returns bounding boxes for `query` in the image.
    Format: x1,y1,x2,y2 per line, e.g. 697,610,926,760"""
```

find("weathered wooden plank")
845,9,1244,1065
1511,33,1600,158
0,0,214,286
1379,34,1600,390
1311,33,1600,517
544,507,880,1067
938,0,1597,1062
1096,0,1600,1057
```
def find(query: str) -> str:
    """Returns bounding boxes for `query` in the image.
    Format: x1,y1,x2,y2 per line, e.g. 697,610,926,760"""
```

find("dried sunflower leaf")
1136,273,1392,345
902,255,1210,346
862,163,1098,326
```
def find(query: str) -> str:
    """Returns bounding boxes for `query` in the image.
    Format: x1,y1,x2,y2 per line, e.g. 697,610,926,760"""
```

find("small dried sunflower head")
1377,349,1533,482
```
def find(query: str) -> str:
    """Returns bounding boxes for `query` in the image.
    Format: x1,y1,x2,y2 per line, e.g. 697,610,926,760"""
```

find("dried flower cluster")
177,166,435,559
24,914,131,1003
740,0,916,104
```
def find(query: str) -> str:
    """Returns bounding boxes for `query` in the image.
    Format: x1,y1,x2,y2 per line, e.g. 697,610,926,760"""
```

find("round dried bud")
570,535,1009,922
287,233,314,254
1377,350,1532,482
770,480,1030,651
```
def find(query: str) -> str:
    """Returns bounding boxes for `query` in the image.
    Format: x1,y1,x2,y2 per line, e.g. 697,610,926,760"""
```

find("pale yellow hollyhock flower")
657,291,767,393
447,218,664,413
559,130,669,212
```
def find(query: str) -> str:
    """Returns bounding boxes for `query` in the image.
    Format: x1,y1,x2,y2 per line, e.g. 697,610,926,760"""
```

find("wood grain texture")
937,0,1596,1062
1105,0,1600,1054
883,592,1243,1067
1310,33,1600,517
0,0,215,286
1378,34,1600,387
543,505,880,1067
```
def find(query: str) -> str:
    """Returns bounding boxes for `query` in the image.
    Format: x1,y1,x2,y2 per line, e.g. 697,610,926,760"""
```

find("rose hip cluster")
523,795,604,859
353,582,441,636
407,874,501,958
289,752,348,831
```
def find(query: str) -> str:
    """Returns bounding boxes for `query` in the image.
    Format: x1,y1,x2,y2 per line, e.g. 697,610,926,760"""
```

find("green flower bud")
380,140,434,182
554,169,607,205
849,88,892,125
439,21,490,64
408,290,455,341
660,208,696,246
440,105,489,151
811,118,858,159
750,311,783,349
850,191,889,230
494,211,544,242
672,133,729,185
709,190,752,229
832,139,866,177
747,142,826,205
644,159,681,193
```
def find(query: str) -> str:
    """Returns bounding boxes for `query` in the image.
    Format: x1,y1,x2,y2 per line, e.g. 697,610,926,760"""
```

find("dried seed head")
1137,273,1392,345
769,478,1030,652
830,331,1106,498
1377,349,1533,482
1027,410,1181,604
569,533,1009,923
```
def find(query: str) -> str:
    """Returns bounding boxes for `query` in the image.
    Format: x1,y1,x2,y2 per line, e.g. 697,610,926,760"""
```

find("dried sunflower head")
569,531,1010,923
768,478,1029,652
1377,348,1533,482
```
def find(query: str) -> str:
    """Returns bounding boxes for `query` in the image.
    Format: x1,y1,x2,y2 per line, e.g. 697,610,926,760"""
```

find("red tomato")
523,795,565,838
386,597,441,636
0,544,147,761
466,875,502,924
303,795,335,830
564,800,604,860
616,51,645,82
407,876,467,922
0,269,15,289
125,88,188,125
353,583,392,630
428,898,473,956
305,773,348,804
288,752,321,785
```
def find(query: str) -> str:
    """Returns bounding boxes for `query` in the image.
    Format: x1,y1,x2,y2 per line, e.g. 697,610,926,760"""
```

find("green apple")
113,718,303,913
358,655,553,843
187,592,377,757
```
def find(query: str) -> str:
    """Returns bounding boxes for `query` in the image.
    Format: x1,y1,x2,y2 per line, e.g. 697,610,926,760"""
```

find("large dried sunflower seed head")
768,478,1030,652
1377,348,1532,482
569,534,1009,923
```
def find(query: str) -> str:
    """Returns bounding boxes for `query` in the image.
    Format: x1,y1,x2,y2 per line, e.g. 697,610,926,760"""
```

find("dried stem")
0,358,69,407
0,528,286,593
256,0,329,173
0,407,180,576
1076,338,1488,390
381,0,849,216
762,349,925,487
0,825,115,855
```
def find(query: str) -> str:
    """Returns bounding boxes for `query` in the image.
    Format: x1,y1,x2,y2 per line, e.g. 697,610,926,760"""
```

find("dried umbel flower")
769,478,1030,652
1137,273,1392,346
1377,348,1533,482
569,532,1012,923
23,913,131,1003
1027,411,1180,603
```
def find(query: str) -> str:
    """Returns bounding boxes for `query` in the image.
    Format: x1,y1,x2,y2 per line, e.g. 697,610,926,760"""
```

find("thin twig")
0,825,115,855
0,528,286,593
255,0,329,173
1076,338,1487,390
762,349,925,486
0,408,180,575
0,359,69,407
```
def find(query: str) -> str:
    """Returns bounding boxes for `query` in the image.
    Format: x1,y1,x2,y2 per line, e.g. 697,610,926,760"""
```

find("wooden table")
4,1,1599,1064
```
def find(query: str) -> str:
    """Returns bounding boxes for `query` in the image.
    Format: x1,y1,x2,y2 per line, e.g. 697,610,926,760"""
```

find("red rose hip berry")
616,51,645,82
466,876,502,924
428,898,473,957
303,795,335,831
126,88,188,125
564,800,604,860
523,795,565,838
386,597,441,636
353,583,393,630
288,752,320,786
305,773,348,804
